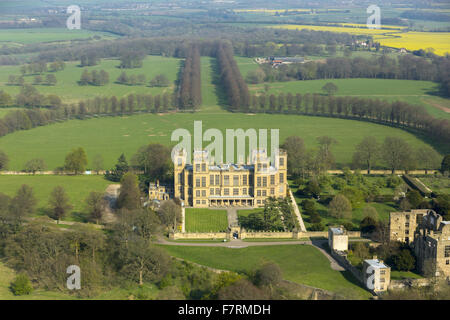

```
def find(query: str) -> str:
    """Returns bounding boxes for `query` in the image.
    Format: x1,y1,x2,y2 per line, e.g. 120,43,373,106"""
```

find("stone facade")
173,149,287,208
362,259,391,293
148,180,173,202
389,209,428,244
414,211,450,279
328,226,348,252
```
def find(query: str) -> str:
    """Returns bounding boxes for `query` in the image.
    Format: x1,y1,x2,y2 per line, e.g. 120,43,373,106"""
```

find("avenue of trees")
79,69,110,86
215,42,250,111
178,45,202,110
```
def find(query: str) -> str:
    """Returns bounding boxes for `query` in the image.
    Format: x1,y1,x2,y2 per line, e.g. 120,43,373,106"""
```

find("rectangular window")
201,177,206,187
233,188,239,196
210,188,214,195
257,177,261,187
279,173,284,183
380,270,386,275
224,188,229,196
196,164,200,172
233,175,239,186
270,188,274,195
196,200,200,204
262,176,267,187
445,246,450,258
196,190,200,197
257,190,261,196
202,200,206,204
270,175,275,185
201,163,206,172
210,175,214,185
243,188,247,195
196,178,200,187
224,175,230,186
243,175,247,185
202,190,206,197
257,163,261,171
262,190,267,196
215,188,220,195
280,157,284,166
215,175,220,185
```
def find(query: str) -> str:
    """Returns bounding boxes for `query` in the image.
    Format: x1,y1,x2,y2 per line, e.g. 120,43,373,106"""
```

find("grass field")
0,28,116,45
0,175,113,222
185,208,228,232
161,245,372,299
0,55,181,103
247,78,449,120
0,111,437,171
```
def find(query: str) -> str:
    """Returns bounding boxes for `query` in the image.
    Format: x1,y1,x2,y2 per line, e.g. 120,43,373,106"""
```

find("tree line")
215,41,250,111
255,54,450,96
239,91,449,145
178,45,202,110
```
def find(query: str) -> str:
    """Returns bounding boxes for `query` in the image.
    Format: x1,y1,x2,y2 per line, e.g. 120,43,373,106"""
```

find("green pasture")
161,245,372,299
0,55,181,103
0,175,112,222
185,208,228,232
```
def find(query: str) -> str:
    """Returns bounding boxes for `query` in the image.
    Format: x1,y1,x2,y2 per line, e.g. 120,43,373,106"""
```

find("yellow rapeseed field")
270,24,450,55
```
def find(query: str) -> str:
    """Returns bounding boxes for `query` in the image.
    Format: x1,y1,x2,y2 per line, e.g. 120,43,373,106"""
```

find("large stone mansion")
172,148,288,208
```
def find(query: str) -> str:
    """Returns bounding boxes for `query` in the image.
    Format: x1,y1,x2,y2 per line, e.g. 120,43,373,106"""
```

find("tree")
48,186,73,223
254,262,282,287
382,137,413,173
393,249,415,271
399,198,412,211
11,274,33,296
406,190,423,209
441,155,450,174
24,158,46,174
64,147,88,174
329,194,352,219
157,200,181,231
9,185,37,222
85,191,106,224
322,82,338,96
416,146,441,174
352,136,380,174
360,216,377,234
304,179,321,198
117,173,141,210
218,279,268,300
92,154,104,175
131,144,172,180
281,136,307,178
316,136,337,172
45,74,57,86
105,154,129,182
0,150,9,170
362,206,378,221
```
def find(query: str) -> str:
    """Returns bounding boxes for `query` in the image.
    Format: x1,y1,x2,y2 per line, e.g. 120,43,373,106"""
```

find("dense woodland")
178,45,202,110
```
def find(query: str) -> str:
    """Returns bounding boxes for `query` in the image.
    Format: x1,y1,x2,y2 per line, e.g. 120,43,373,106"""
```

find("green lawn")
248,78,449,119
0,28,116,45
161,245,372,299
419,176,450,195
0,55,181,103
0,112,436,171
0,175,112,222
390,270,423,280
185,208,228,232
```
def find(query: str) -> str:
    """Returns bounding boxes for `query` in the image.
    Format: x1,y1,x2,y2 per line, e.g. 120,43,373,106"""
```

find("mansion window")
224,175,230,186
257,163,262,171
196,178,200,187
243,188,247,195
201,163,206,171
210,188,214,195
270,175,275,185
196,200,200,204
215,175,220,185
202,190,206,197
279,157,284,166
257,177,262,187
262,190,267,196
196,164,200,172
202,177,206,187
233,175,239,186
224,188,230,196
243,175,247,185
210,175,214,185
215,188,220,195
262,177,267,187
279,173,284,183
196,190,200,197
257,190,261,196
270,188,274,195
445,246,450,258
233,188,239,196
